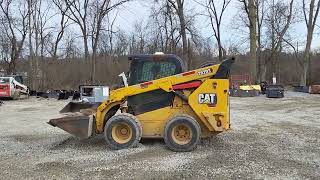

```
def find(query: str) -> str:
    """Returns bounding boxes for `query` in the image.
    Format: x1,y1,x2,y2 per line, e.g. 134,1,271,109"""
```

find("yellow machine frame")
95,63,231,138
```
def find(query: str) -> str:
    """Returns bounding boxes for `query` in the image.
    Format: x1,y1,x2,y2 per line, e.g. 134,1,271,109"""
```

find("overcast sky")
115,0,320,51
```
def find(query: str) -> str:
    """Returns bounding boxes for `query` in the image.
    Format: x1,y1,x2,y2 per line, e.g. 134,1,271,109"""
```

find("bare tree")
64,32,81,59
61,0,90,59
149,1,181,53
129,21,147,54
27,0,33,87
256,0,266,82
264,0,294,82
150,0,201,69
167,0,190,69
106,13,118,56
34,0,56,88
112,30,129,56
25,0,58,89
248,0,257,83
300,0,320,86
238,0,258,83
165,2,180,53
51,0,70,58
90,0,130,82
59,0,129,83
90,1,128,56
0,0,28,74
129,2,182,55
205,0,231,62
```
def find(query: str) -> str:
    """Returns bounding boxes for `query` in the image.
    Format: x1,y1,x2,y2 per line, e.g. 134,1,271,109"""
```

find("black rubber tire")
26,89,30,99
164,115,201,152
13,91,20,100
104,113,142,150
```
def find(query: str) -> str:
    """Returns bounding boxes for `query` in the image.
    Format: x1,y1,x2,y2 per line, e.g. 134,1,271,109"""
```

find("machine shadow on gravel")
49,135,107,150
49,134,233,151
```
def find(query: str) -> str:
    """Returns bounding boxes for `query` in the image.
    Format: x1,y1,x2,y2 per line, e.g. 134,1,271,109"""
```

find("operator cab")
128,54,185,85
127,54,186,115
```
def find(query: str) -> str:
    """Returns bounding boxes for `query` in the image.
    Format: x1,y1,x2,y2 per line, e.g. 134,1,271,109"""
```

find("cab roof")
128,54,186,71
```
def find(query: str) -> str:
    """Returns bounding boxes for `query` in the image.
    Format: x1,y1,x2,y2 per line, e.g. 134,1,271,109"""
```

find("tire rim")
171,124,192,145
112,123,132,144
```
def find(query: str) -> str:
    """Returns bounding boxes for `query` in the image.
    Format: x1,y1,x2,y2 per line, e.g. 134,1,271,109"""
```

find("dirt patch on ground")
0,92,319,179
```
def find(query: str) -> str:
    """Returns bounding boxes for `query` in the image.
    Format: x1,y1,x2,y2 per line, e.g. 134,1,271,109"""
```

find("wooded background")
0,0,319,90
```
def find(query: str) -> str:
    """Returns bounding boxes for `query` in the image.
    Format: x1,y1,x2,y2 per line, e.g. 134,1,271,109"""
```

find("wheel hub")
121,128,128,135
172,124,192,145
111,123,132,144
178,129,186,136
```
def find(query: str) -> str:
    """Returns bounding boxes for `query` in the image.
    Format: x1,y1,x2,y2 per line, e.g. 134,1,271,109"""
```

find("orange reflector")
207,104,216,107
182,71,195,76
140,81,153,88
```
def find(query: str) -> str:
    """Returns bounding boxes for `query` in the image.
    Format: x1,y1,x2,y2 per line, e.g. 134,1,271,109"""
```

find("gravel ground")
0,92,320,179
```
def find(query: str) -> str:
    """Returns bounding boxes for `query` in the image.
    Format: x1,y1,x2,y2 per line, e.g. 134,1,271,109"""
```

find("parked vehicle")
0,75,29,99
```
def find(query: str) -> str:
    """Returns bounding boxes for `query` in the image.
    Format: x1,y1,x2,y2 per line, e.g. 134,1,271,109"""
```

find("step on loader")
48,54,234,152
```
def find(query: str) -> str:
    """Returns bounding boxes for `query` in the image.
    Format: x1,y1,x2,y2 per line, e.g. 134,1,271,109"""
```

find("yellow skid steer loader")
49,54,234,152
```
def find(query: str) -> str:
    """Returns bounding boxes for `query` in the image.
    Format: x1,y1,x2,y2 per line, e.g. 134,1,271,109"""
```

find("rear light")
140,81,153,88
0,85,8,90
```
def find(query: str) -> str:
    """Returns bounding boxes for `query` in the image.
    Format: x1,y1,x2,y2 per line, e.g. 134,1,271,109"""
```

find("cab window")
139,61,177,82
0,78,9,84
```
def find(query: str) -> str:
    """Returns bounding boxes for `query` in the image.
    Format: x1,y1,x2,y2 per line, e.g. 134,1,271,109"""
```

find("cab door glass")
140,61,177,82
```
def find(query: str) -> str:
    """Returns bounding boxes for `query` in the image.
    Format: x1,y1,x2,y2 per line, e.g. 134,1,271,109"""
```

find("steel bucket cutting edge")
48,114,94,139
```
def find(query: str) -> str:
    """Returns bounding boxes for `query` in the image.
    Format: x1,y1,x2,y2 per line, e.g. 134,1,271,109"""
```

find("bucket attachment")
48,114,94,139
60,102,100,113
49,101,99,139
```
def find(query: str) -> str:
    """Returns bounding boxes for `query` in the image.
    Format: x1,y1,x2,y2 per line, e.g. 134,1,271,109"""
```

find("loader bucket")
60,102,100,113
48,114,94,139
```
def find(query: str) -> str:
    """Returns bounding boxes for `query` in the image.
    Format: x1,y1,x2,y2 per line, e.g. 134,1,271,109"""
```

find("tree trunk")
308,55,312,84
248,0,257,84
176,0,188,69
301,0,319,86
91,54,96,84
301,39,312,86
300,62,308,86
261,64,267,82
187,38,192,69
257,47,262,82
28,0,34,89
257,19,262,82
83,35,89,59
217,36,223,62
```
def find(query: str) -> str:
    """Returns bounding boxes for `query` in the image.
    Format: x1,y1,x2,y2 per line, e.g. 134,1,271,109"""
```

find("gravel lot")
0,92,320,179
